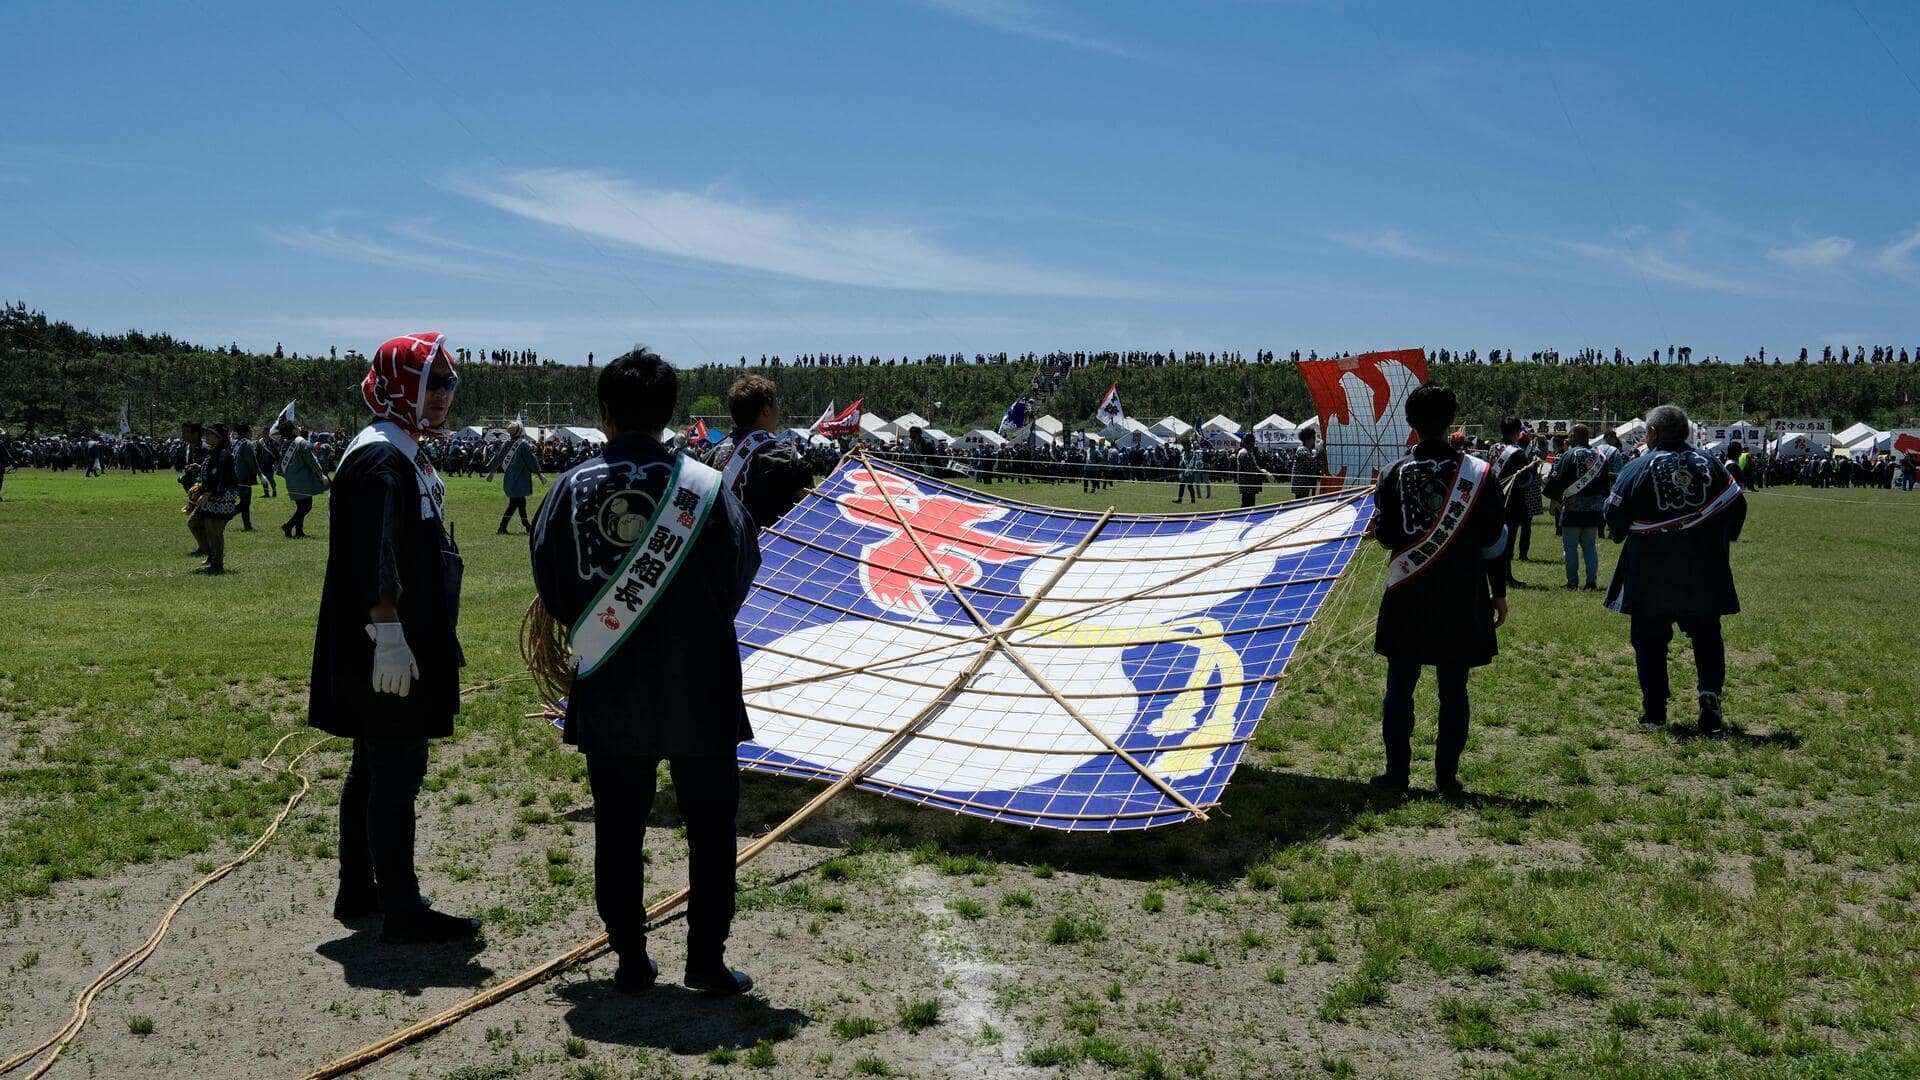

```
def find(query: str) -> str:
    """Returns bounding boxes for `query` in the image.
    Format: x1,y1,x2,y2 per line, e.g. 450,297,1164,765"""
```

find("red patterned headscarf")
363,332,456,437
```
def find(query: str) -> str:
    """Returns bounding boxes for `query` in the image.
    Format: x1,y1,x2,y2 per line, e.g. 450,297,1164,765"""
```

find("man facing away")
531,348,762,994
1369,384,1510,795
1487,417,1534,588
1604,404,1746,734
1543,424,1614,591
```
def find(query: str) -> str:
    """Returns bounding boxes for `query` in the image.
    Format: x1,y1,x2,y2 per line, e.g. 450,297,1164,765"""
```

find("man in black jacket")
706,373,813,530
1604,404,1746,733
531,347,761,995
309,332,478,944
1370,384,1510,795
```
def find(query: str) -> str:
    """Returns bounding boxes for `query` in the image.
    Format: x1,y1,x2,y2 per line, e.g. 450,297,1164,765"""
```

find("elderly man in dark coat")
309,332,478,943
1370,384,1509,795
486,420,544,534
531,347,761,995
1605,404,1746,734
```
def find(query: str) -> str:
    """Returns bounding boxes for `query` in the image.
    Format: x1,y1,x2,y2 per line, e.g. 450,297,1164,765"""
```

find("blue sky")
4,0,1917,365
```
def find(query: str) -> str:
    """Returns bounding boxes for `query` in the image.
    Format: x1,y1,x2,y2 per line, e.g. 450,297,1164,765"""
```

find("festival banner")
1095,385,1126,426
1769,417,1831,433
1298,348,1430,490
815,399,864,438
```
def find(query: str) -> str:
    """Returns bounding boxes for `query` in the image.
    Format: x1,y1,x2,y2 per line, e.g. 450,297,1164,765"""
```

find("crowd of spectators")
696,343,1920,370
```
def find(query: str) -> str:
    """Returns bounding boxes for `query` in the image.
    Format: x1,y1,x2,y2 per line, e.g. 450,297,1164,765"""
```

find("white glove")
366,622,419,697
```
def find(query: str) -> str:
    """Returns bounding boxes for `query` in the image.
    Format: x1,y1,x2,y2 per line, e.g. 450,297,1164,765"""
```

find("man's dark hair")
1570,423,1590,444
1499,415,1522,439
727,373,778,430
235,423,252,437
1404,384,1458,440
599,346,676,435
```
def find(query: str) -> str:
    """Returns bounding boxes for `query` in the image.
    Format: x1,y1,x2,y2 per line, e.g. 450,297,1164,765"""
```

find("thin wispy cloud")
247,313,1034,348
922,0,1153,62
1336,227,1467,266
1555,235,1787,299
1871,225,1920,282
448,168,1167,299
263,225,573,289
1765,235,1854,269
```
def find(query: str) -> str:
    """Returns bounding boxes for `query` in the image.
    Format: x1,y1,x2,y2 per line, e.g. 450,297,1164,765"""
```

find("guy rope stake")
302,500,1118,1080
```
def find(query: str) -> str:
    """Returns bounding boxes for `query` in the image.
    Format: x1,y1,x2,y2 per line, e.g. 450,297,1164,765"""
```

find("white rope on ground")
0,732,333,1080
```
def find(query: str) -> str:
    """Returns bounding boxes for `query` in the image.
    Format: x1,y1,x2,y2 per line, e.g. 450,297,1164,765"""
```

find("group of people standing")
1370,389,1746,794
176,420,333,573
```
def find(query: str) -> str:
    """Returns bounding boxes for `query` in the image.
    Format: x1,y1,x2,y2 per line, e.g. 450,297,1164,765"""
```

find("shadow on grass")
557,983,809,1055
315,931,493,992
709,764,1553,887
1670,724,1802,749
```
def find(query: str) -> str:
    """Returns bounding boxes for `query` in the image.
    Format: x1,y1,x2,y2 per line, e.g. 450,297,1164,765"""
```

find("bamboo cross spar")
302,505,1117,1080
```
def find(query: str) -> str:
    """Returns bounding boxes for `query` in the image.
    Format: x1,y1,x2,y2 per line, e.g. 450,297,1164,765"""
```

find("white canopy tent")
1103,418,1165,448
1613,419,1647,448
1254,414,1296,434
959,429,1007,450
880,411,930,437
1151,416,1194,440
1033,415,1064,436
1202,414,1242,436
552,426,608,448
1009,425,1058,446
453,425,486,442
857,413,890,437
1836,422,1887,452
1771,432,1835,459
921,428,954,445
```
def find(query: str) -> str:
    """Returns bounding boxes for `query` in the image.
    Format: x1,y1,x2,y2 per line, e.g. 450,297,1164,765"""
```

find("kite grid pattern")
733,456,1374,831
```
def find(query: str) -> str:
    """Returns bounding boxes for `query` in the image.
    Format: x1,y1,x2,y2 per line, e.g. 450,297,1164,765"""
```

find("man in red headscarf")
308,333,480,943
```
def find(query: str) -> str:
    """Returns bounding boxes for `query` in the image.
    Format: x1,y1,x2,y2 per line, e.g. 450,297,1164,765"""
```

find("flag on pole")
815,399,864,438
1095,384,1126,426
811,402,836,431
999,398,1028,434
118,403,131,437
274,400,297,430
688,419,709,444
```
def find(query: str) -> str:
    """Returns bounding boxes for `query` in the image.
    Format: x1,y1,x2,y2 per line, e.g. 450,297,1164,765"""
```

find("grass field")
0,467,1917,1079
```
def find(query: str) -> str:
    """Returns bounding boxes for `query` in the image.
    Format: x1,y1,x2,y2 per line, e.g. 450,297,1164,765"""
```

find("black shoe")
1506,579,1531,589
1562,583,1578,591
496,526,510,535
1697,693,1725,736
188,548,208,557
1639,713,1667,731
282,523,294,538
382,906,482,944
1583,582,1599,591
1434,778,1466,799
684,965,754,995
191,563,225,576
333,883,382,922
615,955,659,993
1367,773,1409,791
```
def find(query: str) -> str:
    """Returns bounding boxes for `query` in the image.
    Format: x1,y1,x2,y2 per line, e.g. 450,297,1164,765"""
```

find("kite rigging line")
302,502,1120,1079
0,732,331,1080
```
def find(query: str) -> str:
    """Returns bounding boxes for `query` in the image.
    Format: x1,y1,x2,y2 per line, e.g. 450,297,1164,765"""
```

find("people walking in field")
1290,428,1324,499
276,418,329,537
1488,417,1534,589
1605,404,1746,735
1369,384,1510,795
186,423,242,575
1234,433,1274,509
486,420,545,534
530,347,762,995
257,428,278,498
309,332,479,944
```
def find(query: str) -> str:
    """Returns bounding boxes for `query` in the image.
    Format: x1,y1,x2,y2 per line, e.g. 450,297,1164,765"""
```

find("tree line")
3,304,1914,436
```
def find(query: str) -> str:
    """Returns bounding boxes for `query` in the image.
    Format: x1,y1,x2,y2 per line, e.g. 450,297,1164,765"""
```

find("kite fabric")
1299,348,1429,490
733,457,1373,830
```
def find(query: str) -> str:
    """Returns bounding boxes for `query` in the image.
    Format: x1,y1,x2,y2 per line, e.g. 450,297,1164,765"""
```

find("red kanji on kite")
838,470,1050,619
1895,433,1920,458
598,606,622,631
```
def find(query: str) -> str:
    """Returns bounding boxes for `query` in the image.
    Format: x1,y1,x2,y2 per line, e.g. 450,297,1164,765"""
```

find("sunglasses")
426,371,460,393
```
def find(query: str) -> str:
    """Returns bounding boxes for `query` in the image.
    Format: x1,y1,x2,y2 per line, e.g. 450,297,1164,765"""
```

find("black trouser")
1517,512,1533,559
1382,658,1470,785
1240,487,1258,509
1629,615,1725,718
286,496,313,536
237,485,254,530
586,754,740,969
499,496,530,532
337,737,431,916
1495,511,1525,581
1176,482,1200,503
262,473,276,496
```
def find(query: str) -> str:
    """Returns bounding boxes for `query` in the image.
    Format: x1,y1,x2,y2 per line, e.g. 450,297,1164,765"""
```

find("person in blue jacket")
1604,404,1747,734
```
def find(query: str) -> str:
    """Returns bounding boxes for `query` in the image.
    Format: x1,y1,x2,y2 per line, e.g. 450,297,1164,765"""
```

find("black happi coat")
308,432,464,739
709,430,814,530
532,434,761,759
1603,442,1746,618
1372,440,1510,668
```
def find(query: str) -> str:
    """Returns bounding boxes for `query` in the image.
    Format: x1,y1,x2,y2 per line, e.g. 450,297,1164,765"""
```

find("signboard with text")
1769,417,1830,433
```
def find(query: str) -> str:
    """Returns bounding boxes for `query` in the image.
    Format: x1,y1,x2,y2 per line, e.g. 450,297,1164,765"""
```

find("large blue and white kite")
734,459,1372,831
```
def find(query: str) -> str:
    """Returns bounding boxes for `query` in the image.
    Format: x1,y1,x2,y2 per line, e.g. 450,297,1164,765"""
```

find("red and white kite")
1299,348,1430,490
